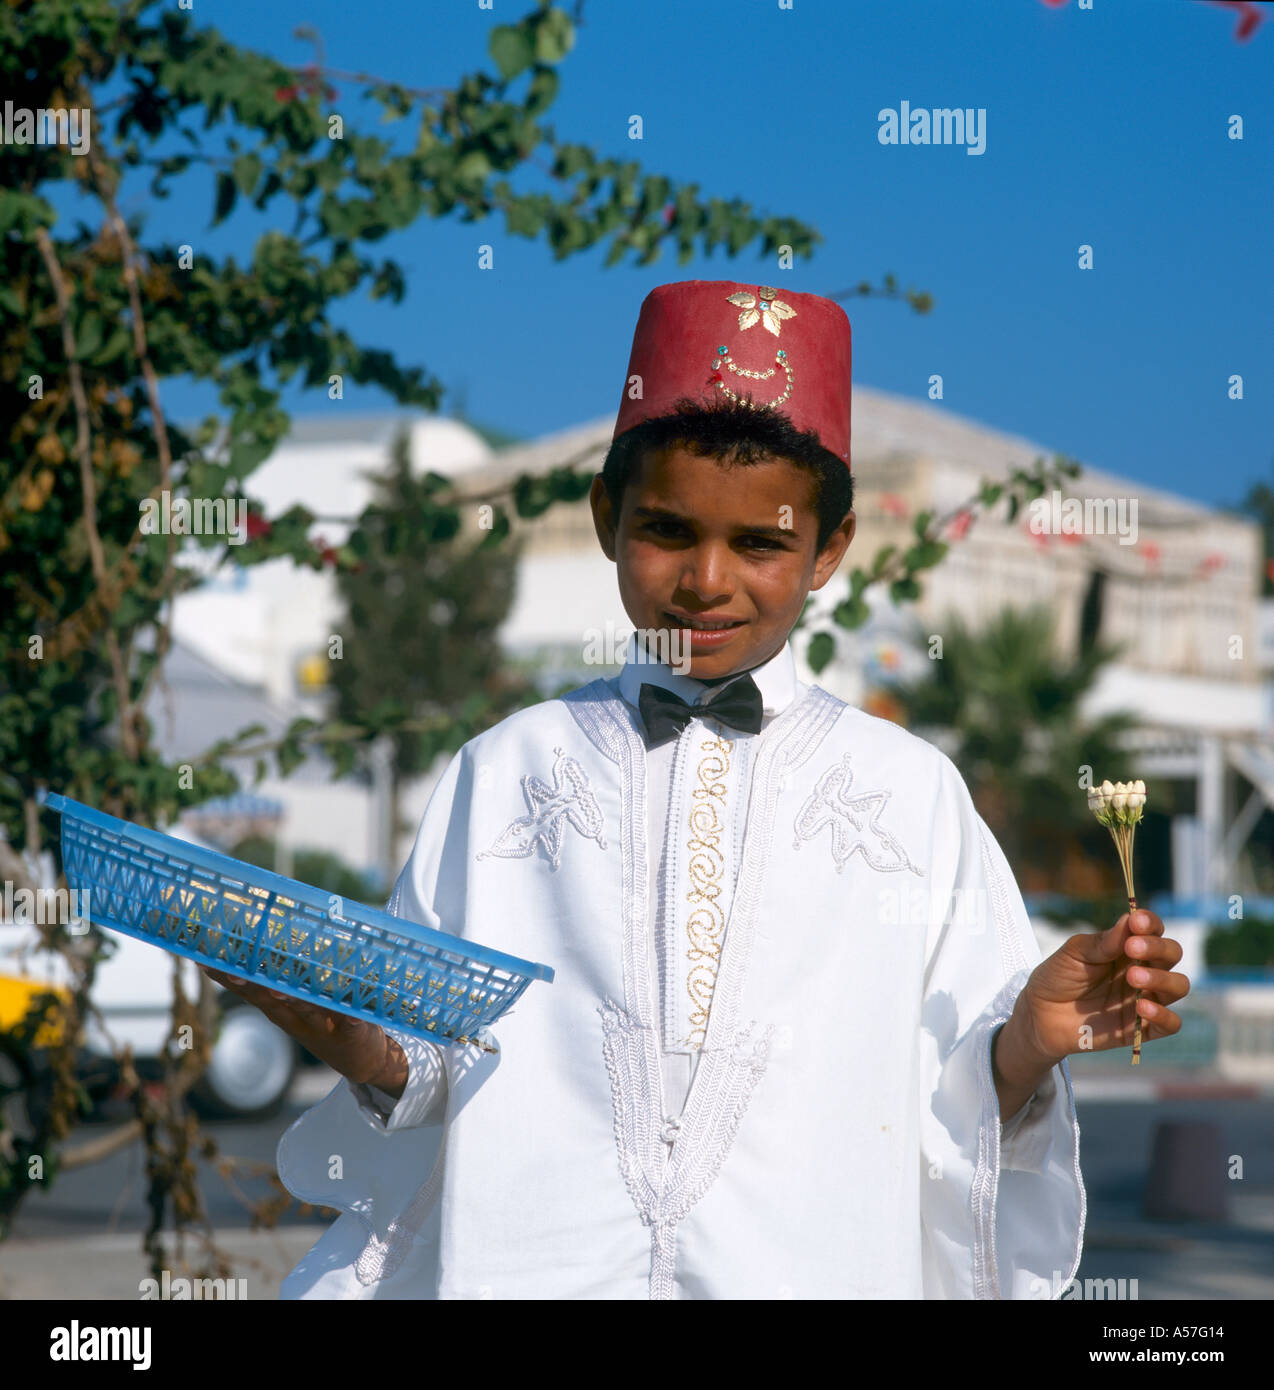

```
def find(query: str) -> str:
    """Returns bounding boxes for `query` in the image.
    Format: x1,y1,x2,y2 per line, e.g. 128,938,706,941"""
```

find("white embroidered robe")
275,637,1085,1299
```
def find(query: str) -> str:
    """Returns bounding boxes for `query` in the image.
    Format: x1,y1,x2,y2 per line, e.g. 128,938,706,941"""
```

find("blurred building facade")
154,389,1271,944
148,414,497,897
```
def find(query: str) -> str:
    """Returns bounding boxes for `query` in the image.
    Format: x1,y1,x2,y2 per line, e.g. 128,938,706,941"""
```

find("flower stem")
1109,824,1143,1065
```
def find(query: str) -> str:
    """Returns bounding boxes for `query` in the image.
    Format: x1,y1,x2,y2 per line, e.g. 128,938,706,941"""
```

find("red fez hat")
612,279,852,468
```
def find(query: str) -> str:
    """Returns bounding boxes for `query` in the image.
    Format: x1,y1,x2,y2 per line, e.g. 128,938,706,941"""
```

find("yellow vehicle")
0,969,76,1144
0,970,71,1048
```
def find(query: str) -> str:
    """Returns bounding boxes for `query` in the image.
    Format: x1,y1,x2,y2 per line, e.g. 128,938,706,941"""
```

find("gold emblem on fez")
725,287,797,337
711,287,796,409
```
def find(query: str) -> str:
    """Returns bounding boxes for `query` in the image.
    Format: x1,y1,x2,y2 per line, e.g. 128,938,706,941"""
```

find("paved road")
2,1068,1271,1299
1073,1090,1274,1301
5,1069,338,1241
0,1068,343,1300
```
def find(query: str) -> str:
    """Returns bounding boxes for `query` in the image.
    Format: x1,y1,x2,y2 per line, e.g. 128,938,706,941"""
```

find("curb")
0,1224,331,1301
1071,1073,1274,1102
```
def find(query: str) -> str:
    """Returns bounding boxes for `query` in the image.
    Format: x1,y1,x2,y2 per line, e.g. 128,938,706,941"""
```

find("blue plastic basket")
38,792,553,1051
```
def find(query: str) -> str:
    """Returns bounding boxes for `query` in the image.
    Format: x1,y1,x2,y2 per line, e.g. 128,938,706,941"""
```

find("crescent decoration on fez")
709,287,796,411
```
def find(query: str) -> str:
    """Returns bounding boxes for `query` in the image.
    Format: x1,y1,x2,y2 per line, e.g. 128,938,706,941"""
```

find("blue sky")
141,0,1272,511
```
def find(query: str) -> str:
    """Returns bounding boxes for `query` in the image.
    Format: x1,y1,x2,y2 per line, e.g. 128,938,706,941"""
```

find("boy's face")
590,446,855,680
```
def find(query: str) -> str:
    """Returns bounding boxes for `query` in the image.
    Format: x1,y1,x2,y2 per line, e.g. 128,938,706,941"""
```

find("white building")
149,415,495,894
154,389,1272,931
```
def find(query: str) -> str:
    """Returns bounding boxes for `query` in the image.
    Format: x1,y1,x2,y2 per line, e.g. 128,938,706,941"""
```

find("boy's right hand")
198,966,408,1099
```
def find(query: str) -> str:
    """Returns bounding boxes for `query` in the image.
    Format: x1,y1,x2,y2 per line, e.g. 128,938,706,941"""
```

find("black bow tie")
637,675,764,747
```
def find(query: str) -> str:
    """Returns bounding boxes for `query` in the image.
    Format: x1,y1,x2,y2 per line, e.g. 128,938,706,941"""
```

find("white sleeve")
280,746,493,1156
995,1048,1063,1175
919,756,1086,1300
347,1028,449,1132
275,746,503,1294
376,743,502,1121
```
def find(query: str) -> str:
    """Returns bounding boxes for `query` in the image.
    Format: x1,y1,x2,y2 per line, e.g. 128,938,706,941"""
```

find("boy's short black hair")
600,396,854,551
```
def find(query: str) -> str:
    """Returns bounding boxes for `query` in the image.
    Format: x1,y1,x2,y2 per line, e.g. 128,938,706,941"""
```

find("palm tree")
892,603,1138,889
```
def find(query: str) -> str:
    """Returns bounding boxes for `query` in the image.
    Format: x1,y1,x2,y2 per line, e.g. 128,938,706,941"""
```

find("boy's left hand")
1018,909,1191,1062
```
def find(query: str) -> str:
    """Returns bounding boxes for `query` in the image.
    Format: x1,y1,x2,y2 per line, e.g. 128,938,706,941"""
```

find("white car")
0,838,301,1123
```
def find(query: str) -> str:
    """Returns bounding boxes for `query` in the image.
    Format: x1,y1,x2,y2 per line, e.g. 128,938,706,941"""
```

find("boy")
208,280,1189,1299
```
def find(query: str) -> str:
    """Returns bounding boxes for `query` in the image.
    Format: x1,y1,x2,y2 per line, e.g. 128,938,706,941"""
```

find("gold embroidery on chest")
682,736,733,1049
